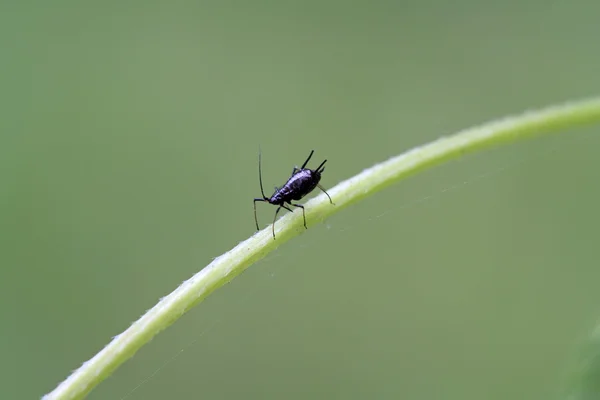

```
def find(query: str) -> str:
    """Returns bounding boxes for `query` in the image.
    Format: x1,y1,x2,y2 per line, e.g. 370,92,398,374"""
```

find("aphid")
253,149,334,239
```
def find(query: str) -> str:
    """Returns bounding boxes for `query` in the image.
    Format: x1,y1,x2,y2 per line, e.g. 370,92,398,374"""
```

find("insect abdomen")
287,170,320,201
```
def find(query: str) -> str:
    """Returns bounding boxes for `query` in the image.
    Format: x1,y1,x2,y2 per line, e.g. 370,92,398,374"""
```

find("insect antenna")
300,150,315,170
315,159,327,173
258,147,267,199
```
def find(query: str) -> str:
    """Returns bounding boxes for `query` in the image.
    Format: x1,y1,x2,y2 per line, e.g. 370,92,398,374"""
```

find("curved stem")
44,97,600,400
566,320,600,399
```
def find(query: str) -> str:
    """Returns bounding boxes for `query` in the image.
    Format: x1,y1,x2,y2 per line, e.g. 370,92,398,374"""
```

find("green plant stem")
567,321,600,400
44,97,600,400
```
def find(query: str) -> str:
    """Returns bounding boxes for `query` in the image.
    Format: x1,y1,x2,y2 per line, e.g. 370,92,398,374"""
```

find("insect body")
253,149,334,239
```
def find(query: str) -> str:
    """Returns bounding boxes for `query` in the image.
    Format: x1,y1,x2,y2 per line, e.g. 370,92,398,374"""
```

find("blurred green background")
2,1,600,399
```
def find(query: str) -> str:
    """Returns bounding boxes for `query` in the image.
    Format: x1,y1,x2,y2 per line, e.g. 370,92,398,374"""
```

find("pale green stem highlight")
45,97,600,400
566,320,600,400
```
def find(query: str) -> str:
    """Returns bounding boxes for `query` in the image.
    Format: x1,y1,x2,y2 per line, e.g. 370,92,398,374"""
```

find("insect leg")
253,198,267,231
300,150,314,170
317,184,334,205
315,159,327,173
290,203,307,229
271,205,286,239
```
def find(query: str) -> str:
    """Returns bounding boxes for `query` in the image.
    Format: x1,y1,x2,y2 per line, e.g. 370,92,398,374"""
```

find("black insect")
254,149,334,239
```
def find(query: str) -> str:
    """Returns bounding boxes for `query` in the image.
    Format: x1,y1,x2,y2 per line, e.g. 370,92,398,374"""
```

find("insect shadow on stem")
253,149,334,239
